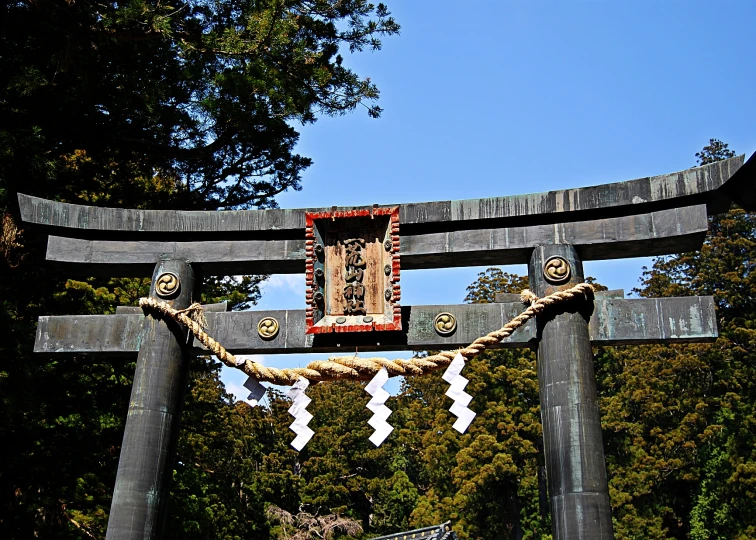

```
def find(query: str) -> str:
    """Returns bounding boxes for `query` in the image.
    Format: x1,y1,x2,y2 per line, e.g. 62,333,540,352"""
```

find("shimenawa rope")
138,283,594,386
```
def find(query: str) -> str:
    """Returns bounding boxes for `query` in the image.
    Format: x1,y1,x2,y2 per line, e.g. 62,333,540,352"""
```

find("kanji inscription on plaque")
305,206,401,334
343,238,367,315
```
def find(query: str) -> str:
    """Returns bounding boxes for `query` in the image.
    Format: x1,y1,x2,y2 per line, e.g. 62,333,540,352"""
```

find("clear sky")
223,1,756,401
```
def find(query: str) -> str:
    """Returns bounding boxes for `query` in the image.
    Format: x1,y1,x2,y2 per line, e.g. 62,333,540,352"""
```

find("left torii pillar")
106,258,197,540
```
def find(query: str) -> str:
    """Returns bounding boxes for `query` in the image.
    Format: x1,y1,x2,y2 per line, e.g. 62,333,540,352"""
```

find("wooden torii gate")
19,153,755,540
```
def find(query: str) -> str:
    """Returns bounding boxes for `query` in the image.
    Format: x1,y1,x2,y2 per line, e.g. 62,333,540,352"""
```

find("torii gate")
19,152,755,540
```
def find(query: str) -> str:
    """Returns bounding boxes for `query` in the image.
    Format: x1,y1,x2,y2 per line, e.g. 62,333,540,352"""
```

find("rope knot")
176,302,207,329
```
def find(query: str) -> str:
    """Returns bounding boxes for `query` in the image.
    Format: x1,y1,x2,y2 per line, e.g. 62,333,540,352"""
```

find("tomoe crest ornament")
543,256,571,284
155,272,180,297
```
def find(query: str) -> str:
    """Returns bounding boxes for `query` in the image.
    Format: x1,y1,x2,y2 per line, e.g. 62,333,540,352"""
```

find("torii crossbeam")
19,152,755,540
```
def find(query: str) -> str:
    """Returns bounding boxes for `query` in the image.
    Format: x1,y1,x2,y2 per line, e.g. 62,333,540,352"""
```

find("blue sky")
223,1,756,401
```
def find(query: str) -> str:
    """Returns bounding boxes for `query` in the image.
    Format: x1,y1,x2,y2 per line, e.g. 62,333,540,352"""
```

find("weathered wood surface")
322,228,389,316
400,204,707,269
46,236,306,275
107,259,196,540
35,296,718,357
44,205,708,276
36,313,145,357
17,153,751,238
530,245,614,539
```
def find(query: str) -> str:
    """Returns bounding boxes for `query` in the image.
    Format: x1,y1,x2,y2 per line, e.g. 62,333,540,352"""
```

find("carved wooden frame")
304,206,401,334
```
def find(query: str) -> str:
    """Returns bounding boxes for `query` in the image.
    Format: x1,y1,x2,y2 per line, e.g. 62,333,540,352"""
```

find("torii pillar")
18,151,756,540
106,259,197,540
531,245,613,538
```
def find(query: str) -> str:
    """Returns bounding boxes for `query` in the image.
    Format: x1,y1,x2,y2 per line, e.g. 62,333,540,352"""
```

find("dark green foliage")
464,268,528,304
167,365,272,539
695,138,736,166
410,271,547,539
595,140,756,539
201,275,266,311
0,1,398,537
1,0,399,211
3,20,756,536
596,205,756,539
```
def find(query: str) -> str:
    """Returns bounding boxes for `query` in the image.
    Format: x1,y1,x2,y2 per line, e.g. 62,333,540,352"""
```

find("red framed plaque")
304,206,401,334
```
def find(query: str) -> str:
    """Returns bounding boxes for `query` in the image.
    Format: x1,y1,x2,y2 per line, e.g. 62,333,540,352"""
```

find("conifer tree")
597,139,756,538
0,2,399,536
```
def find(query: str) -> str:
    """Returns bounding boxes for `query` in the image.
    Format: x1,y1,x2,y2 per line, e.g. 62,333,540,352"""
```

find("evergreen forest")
1,1,755,539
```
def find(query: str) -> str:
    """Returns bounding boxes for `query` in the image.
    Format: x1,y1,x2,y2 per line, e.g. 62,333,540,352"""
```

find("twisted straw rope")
139,283,594,386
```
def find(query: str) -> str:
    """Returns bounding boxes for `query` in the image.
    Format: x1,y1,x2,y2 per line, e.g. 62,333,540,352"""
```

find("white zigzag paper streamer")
288,377,314,451
442,352,476,433
365,367,394,446
243,375,267,406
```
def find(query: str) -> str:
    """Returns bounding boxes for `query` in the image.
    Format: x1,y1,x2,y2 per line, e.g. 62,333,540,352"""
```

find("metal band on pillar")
530,245,614,540
106,259,196,540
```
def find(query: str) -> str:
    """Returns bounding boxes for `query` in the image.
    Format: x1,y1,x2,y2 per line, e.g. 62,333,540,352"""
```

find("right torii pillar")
530,244,614,539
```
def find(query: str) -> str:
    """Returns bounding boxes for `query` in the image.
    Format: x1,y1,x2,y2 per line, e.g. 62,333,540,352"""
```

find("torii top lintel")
16,152,755,277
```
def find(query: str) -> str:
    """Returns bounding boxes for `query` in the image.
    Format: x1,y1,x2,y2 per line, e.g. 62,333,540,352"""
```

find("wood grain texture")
34,296,717,357
17,153,751,238
43,205,709,276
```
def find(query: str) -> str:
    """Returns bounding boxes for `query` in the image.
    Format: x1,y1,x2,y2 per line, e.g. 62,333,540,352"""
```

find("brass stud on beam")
434,312,457,336
257,317,280,340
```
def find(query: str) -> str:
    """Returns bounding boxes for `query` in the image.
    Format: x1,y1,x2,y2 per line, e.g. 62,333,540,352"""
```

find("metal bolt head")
155,272,180,298
314,268,324,279
314,243,324,257
385,288,392,301
363,316,374,323
335,316,347,324
543,256,571,284
384,239,392,251
384,264,391,276
434,312,457,336
257,317,280,340
313,291,324,303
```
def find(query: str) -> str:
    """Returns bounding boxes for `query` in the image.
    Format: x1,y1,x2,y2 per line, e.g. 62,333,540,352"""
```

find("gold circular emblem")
257,317,280,340
155,272,180,297
434,312,457,336
543,256,571,284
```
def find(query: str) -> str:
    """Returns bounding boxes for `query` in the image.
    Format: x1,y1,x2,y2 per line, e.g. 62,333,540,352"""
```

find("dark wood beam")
719,150,756,211
17,153,751,239
43,205,708,276
36,313,145,358
34,296,718,358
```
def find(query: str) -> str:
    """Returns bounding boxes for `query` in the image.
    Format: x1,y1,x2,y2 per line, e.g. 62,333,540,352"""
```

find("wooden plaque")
305,207,401,334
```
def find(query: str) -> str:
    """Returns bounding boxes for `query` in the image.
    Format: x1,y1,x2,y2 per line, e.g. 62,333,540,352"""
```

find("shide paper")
288,377,314,451
442,352,476,433
242,375,267,406
365,367,394,446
